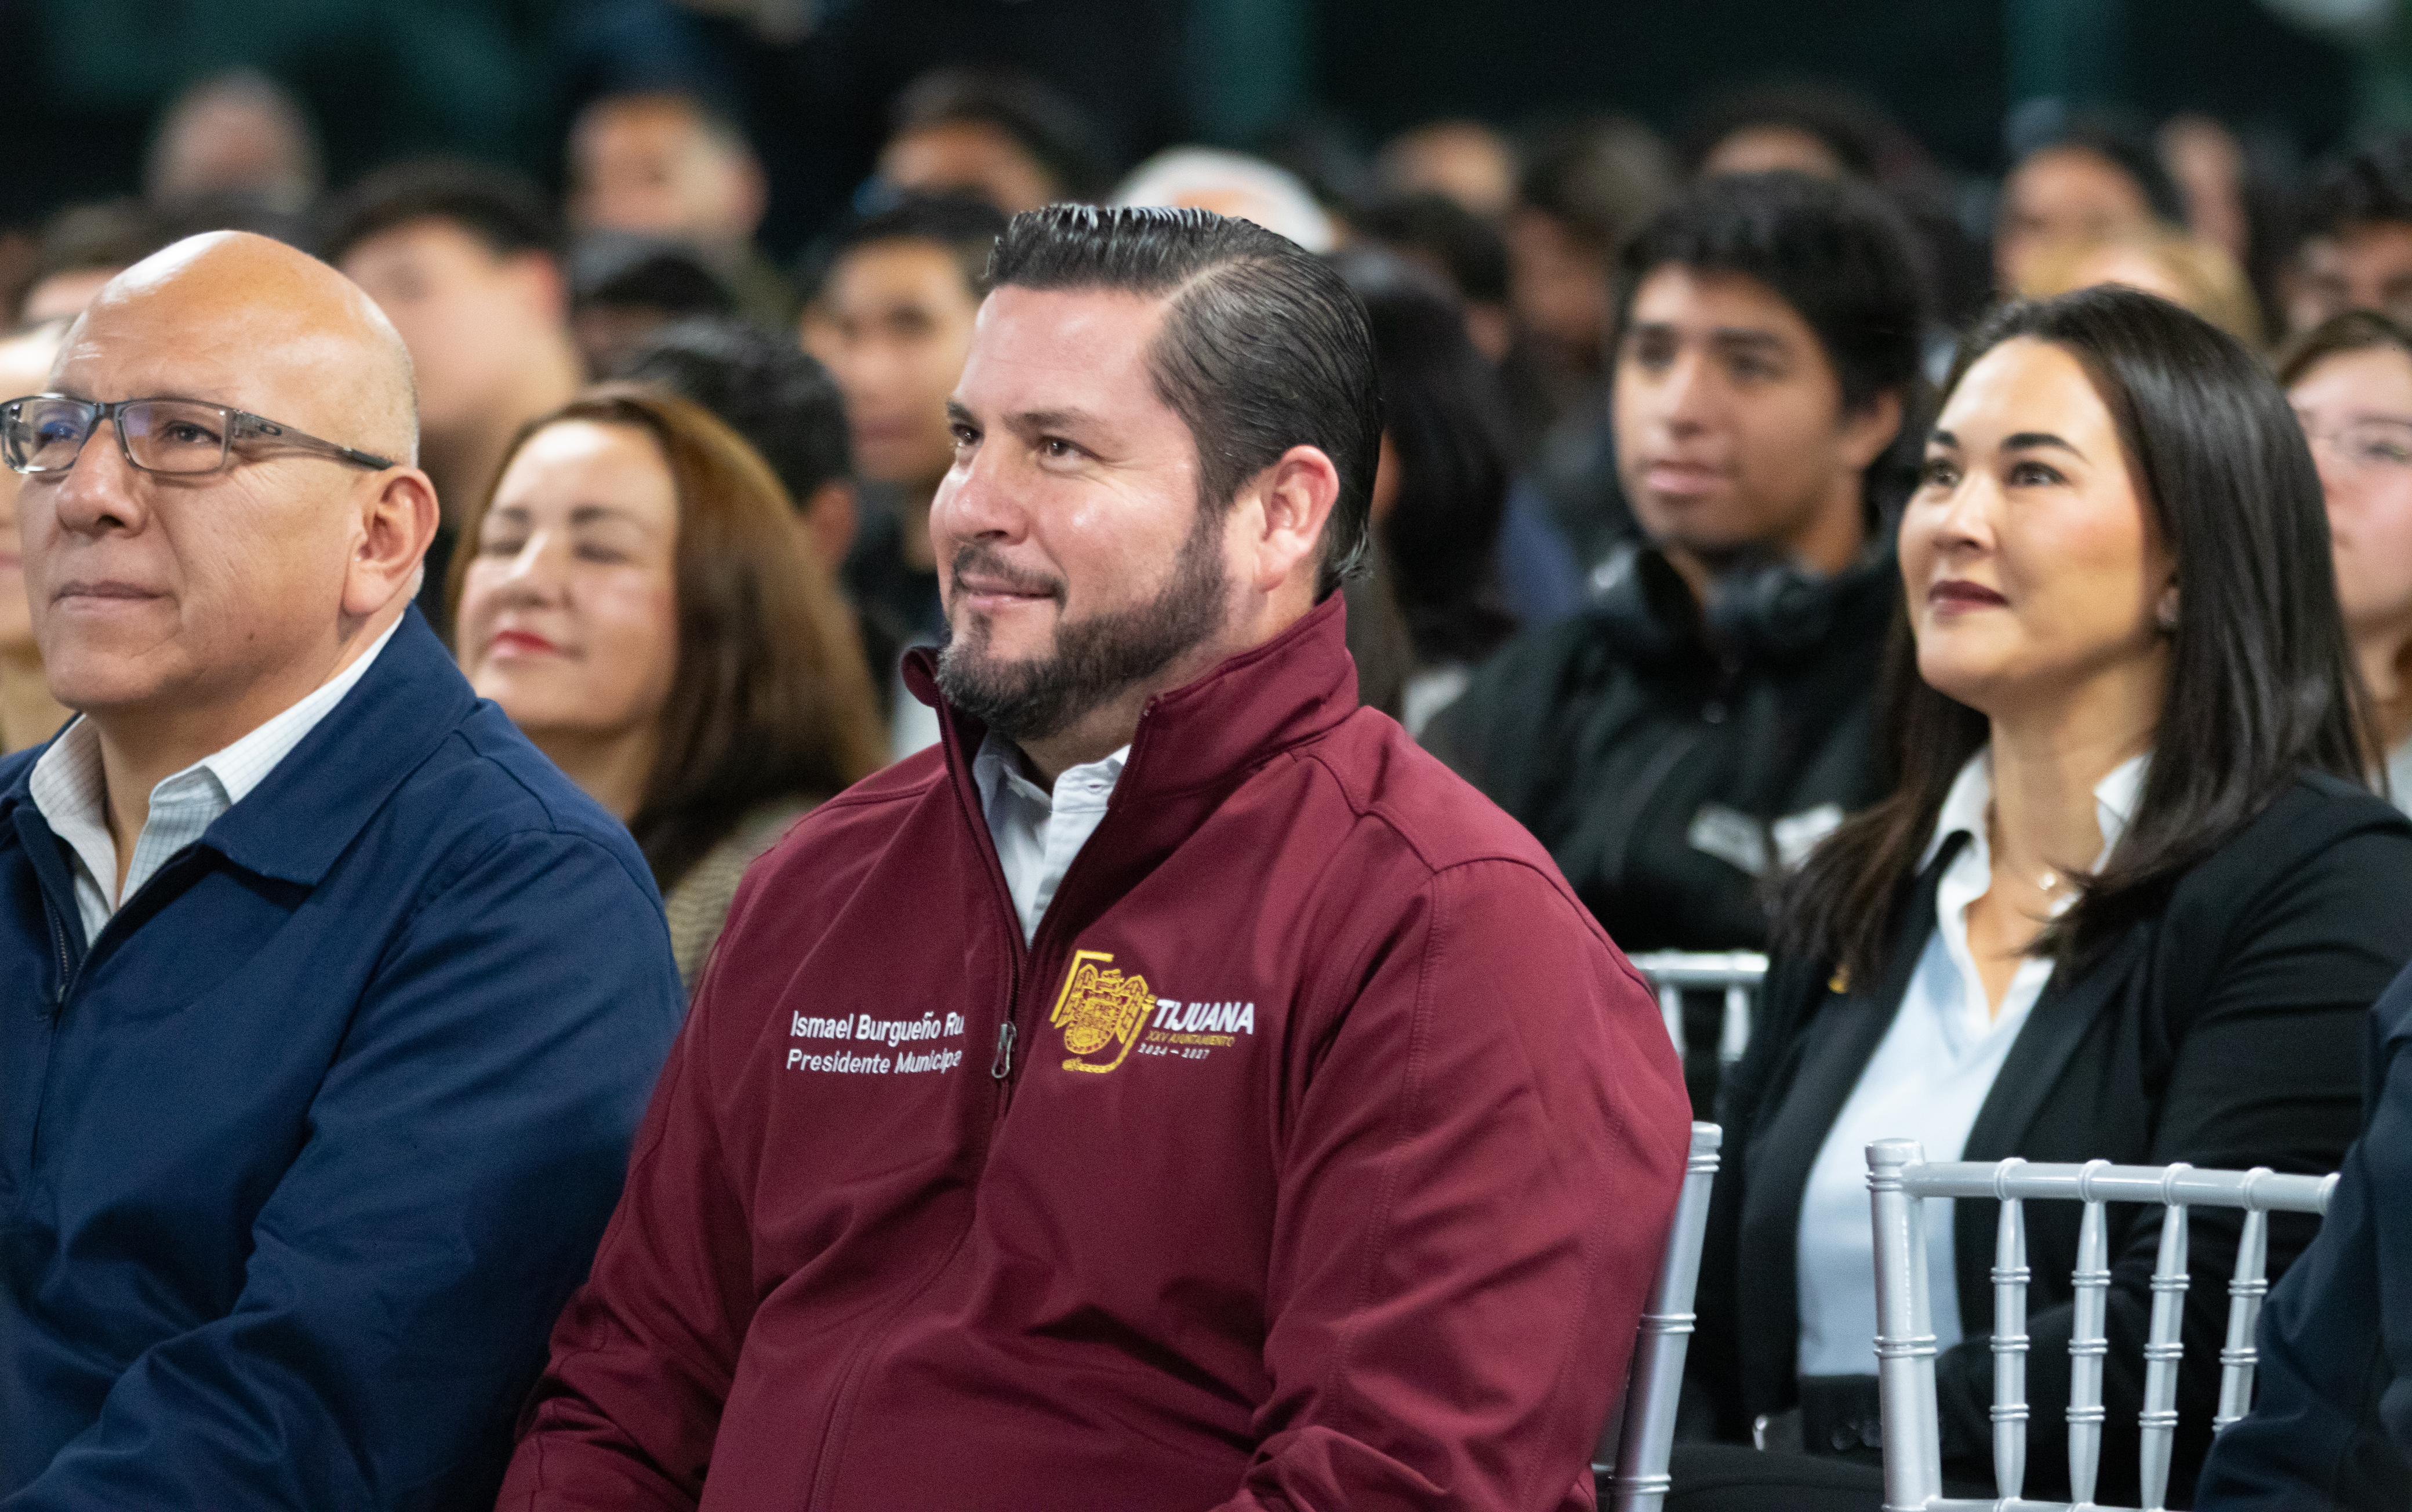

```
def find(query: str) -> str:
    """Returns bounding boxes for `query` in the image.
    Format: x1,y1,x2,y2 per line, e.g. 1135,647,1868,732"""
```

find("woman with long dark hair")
1676,286,2412,1510
1334,249,1523,732
452,384,887,990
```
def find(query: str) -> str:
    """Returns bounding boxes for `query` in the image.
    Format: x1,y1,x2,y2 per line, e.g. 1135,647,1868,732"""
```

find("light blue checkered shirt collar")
28,617,402,942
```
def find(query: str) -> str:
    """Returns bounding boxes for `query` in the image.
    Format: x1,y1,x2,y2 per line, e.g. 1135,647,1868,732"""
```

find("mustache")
950,542,1065,601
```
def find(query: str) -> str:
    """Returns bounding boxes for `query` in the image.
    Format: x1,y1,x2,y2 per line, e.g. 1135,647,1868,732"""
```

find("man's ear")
343,464,441,620
1240,444,1341,597
800,479,858,572
1839,387,1906,474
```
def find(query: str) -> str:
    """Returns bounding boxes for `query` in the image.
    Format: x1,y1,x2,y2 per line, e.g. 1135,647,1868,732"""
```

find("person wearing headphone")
1427,172,1925,965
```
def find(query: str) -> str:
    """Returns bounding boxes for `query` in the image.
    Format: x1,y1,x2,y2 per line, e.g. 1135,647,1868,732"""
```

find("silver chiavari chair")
1629,951,1766,1066
1594,1122,1722,1512
1864,1139,2339,1512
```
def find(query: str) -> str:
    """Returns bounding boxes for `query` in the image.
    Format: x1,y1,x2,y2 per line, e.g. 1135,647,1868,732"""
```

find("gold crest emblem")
1049,949,1156,1074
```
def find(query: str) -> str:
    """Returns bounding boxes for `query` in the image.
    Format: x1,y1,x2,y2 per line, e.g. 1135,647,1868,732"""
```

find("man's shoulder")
374,702,659,899
1298,709,1576,886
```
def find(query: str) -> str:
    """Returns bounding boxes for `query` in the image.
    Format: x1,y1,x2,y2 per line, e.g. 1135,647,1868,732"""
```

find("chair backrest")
1630,951,1766,1066
1594,1121,1722,1512
1864,1139,2338,1512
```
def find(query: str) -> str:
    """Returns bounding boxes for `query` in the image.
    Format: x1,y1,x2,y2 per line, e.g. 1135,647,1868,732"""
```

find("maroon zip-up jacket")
500,597,1691,1512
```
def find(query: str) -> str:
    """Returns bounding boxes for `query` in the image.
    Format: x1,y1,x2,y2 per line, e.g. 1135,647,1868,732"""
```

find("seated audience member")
452,385,884,988
2286,132,2412,339
1683,286,2412,1511
1374,117,1521,220
1994,117,2185,300
0,234,682,1505
567,231,736,376
566,89,791,325
0,319,67,752
1354,191,1519,361
802,194,1008,757
616,317,860,575
143,68,323,216
2193,960,2412,1509
2279,311,2412,809
500,205,1691,1511
1681,81,1993,343
1505,115,1678,447
1336,249,1522,731
876,65,1112,215
1427,172,1926,953
2025,226,2265,347
322,159,584,626
12,199,165,328
1114,147,1338,252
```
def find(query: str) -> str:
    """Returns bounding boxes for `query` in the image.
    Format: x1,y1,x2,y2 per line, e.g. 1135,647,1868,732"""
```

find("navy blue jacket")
0,609,685,1510
2196,961,2412,1510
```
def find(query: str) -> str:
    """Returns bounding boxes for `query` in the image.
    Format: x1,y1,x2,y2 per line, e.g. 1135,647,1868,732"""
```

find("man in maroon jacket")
500,204,1691,1512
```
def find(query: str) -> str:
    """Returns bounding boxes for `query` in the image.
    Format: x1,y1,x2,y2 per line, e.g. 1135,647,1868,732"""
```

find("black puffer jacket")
1423,540,1897,951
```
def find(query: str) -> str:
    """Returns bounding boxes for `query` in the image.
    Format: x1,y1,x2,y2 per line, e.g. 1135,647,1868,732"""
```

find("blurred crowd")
15,62,2403,942
19,37,2412,1511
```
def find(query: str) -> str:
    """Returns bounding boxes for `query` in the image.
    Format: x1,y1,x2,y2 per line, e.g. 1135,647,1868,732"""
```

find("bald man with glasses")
0,232,684,1509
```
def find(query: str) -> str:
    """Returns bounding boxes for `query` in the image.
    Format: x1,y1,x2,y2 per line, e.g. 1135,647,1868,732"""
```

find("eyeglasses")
2300,416,2412,473
0,394,396,478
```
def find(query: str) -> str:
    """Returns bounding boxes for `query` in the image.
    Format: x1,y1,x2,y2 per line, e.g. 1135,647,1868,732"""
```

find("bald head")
64,231,419,467
22,230,443,761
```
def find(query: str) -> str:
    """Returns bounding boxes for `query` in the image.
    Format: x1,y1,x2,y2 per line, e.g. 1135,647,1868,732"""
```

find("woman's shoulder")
2183,770,2412,899
664,795,822,987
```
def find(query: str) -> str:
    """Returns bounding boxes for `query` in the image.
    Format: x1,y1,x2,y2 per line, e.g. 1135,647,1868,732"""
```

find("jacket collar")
0,608,476,890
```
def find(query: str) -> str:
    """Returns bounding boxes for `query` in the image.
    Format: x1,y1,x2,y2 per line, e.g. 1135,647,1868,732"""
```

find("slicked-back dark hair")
987,203,1382,599
1780,286,2373,983
1617,170,1928,418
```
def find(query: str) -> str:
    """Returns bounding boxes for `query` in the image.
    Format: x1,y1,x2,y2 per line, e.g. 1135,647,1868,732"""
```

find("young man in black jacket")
1426,171,1927,954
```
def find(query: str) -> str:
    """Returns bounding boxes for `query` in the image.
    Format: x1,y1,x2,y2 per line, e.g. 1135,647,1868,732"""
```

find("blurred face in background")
340,218,567,438
2290,346,2412,654
1903,337,2171,722
804,239,982,489
2290,224,2412,335
1376,121,1520,220
1506,209,1612,376
1700,126,1847,181
0,322,67,663
570,94,765,255
1996,146,2160,295
457,419,680,753
1612,265,1899,573
880,122,1059,216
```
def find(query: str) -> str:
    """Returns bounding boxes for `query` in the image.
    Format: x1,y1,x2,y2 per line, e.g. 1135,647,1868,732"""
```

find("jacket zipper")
801,753,1030,1512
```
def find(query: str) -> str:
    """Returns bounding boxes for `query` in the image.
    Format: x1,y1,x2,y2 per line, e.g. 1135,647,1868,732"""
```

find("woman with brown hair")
452,383,885,988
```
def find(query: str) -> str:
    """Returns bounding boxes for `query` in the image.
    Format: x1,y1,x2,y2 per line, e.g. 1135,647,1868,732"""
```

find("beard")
935,501,1230,746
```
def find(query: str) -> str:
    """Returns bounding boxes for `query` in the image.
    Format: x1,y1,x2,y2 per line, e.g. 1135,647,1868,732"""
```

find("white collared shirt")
1794,747,2148,1378
2388,736,2412,820
28,620,402,943
971,733,1128,944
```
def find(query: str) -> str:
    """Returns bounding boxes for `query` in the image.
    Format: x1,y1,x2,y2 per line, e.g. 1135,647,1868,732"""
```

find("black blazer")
1692,772,2412,1506
2196,964,2412,1510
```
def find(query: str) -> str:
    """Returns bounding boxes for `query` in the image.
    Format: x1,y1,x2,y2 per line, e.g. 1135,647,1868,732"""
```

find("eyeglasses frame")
0,393,397,478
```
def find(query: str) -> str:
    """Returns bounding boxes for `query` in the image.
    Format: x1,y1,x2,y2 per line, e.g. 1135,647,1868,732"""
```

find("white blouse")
1793,748,2147,1378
